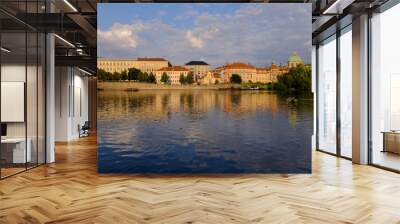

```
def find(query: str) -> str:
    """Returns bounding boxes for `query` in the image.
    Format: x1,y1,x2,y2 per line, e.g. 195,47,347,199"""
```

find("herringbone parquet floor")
1,135,400,224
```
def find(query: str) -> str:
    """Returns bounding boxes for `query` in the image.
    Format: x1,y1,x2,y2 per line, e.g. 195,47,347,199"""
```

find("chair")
78,121,90,138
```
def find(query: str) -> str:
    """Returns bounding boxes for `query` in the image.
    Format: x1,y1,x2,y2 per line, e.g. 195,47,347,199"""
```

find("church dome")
288,52,303,63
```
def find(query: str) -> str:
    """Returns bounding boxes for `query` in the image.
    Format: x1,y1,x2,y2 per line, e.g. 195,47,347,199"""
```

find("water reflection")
98,90,313,173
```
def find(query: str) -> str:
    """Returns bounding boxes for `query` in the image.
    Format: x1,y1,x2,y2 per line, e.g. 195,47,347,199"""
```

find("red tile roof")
223,62,256,70
158,66,189,72
137,57,167,61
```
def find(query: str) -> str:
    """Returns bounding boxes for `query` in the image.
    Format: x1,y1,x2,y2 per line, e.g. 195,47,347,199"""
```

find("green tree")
230,74,242,84
160,72,170,84
128,68,141,81
147,73,156,83
112,72,122,81
186,72,194,84
274,64,311,93
179,74,186,85
97,68,108,81
138,72,149,82
121,70,128,80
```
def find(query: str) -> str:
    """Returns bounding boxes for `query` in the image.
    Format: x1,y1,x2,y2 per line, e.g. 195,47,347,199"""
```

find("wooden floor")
1,135,400,224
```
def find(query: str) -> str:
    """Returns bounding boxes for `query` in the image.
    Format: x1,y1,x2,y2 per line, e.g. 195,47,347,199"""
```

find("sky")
98,3,311,68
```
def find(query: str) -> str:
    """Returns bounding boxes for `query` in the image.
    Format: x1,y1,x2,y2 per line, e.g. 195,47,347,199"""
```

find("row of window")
315,2,400,171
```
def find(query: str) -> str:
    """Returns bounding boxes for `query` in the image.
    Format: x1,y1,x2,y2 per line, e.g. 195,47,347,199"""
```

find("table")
382,131,400,154
1,138,31,163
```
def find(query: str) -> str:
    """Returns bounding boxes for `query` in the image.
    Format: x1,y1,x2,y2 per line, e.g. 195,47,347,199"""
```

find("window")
0,1,46,179
317,35,337,154
370,3,400,171
340,26,352,158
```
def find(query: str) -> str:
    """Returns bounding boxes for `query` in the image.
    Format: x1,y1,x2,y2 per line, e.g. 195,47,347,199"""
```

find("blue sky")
98,3,311,67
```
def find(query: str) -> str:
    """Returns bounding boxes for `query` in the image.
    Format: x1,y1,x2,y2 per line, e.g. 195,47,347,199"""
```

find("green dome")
288,53,303,63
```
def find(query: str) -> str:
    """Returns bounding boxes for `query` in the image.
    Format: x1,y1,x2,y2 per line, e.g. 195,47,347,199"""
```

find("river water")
97,90,313,173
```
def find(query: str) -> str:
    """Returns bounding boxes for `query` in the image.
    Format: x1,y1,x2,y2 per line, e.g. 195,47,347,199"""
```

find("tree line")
239,64,312,93
98,64,311,93
179,72,195,85
97,68,196,85
273,64,311,93
97,68,156,83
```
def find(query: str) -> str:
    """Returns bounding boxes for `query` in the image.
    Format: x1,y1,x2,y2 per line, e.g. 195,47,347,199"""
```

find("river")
97,90,313,173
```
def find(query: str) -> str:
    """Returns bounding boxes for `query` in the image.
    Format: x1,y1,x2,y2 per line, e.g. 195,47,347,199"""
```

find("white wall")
1,64,26,139
55,67,89,141
1,63,46,164
55,66,70,141
1,64,26,81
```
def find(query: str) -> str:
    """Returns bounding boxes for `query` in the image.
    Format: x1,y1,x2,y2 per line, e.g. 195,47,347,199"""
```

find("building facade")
202,72,223,85
184,61,211,80
217,62,258,83
97,57,170,74
211,62,288,84
155,66,190,85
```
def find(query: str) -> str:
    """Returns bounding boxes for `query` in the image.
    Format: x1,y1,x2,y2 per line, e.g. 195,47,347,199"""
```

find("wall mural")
97,3,313,173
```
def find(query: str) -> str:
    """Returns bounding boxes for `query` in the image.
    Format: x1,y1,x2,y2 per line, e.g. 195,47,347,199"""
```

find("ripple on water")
97,90,313,173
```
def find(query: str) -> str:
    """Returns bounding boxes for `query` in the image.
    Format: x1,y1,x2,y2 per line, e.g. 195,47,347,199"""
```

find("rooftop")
137,57,167,61
158,66,189,72
224,62,256,70
97,58,135,61
288,52,303,63
185,61,209,66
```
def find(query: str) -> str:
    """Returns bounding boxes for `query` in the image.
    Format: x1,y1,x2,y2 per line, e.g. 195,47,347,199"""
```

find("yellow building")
268,63,288,82
135,58,171,74
97,57,170,74
155,66,190,85
98,53,300,83
255,68,272,83
202,72,222,85
217,62,257,83
97,58,135,73
184,61,211,80
214,62,287,84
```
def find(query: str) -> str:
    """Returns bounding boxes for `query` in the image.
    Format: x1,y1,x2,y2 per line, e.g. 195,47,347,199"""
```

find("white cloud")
185,31,203,48
98,22,144,50
185,27,219,49
98,4,311,66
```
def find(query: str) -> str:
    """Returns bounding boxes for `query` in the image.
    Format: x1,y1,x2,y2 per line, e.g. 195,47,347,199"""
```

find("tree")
274,64,311,93
230,74,242,84
147,73,156,83
112,72,122,81
186,72,194,84
128,68,141,81
121,70,128,80
179,74,186,85
138,72,149,82
97,68,108,81
160,72,170,84
97,68,115,81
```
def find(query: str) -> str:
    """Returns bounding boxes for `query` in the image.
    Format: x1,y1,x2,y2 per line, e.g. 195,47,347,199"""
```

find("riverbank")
97,81,241,91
